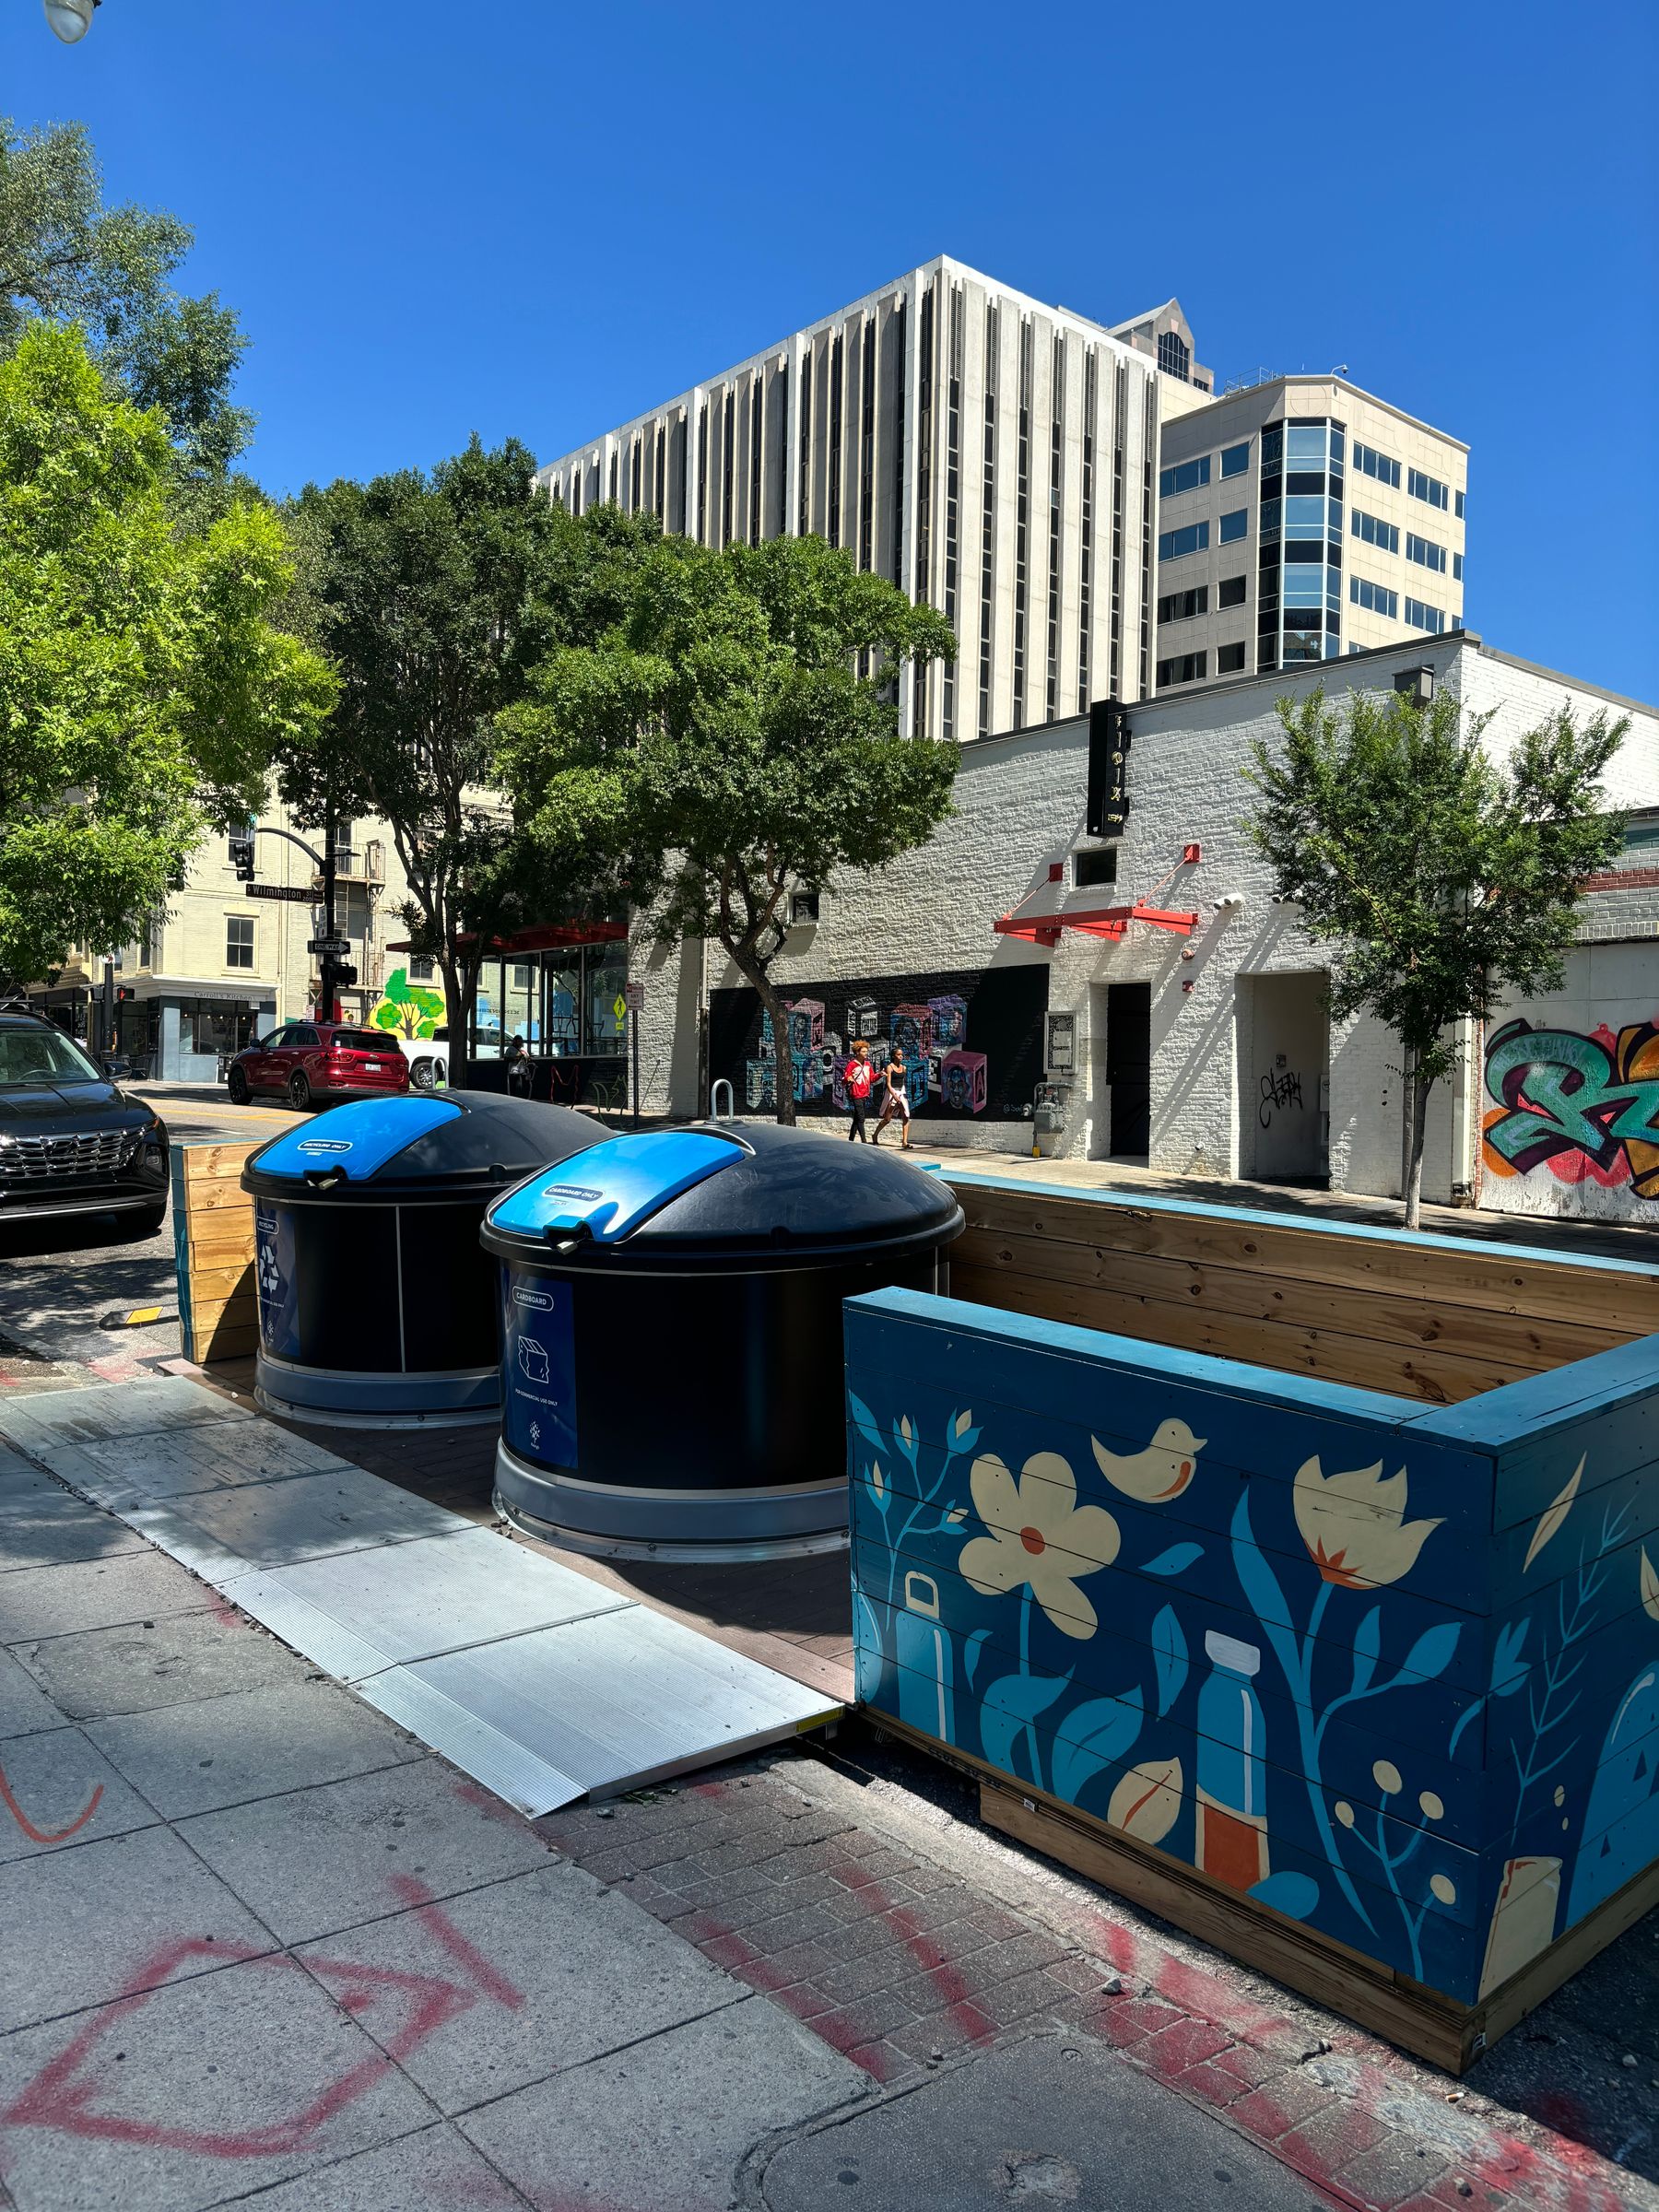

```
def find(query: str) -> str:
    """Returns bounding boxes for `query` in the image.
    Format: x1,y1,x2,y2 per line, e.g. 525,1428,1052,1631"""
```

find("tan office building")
1150,376,1467,690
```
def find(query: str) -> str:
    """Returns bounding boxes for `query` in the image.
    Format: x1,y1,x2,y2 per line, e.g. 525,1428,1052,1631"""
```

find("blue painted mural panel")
847,1288,1659,2009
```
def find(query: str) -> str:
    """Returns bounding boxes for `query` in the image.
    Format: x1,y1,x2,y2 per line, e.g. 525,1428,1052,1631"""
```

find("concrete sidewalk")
1,1413,1653,2211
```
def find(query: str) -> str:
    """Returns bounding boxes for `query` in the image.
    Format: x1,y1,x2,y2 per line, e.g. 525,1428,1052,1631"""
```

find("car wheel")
288,1070,312,1111
135,1203,168,1236
227,1065,250,1104
410,1057,434,1091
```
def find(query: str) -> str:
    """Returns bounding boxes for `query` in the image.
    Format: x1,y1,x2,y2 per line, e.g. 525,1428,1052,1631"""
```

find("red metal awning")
385,920,628,956
994,901,1199,949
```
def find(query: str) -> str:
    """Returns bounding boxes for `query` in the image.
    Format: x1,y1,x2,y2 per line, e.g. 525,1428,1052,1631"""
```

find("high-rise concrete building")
535,258,1465,720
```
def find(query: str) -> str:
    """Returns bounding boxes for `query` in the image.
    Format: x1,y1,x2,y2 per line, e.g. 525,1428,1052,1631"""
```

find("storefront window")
543,958,581,1054
502,959,537,1050
473,958,504,1058
186,1002,260,1056
583,941,628,1057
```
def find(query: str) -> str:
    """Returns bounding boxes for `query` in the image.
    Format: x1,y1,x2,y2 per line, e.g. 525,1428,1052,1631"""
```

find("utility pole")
319,800,339,1023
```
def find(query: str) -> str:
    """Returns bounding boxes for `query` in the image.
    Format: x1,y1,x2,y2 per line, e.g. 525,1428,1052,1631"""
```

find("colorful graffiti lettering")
1483,1016,1659,1194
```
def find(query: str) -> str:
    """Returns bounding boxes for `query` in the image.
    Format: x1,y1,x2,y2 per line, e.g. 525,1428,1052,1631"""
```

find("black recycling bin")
480,1122,964,1559
243,1092,604,1428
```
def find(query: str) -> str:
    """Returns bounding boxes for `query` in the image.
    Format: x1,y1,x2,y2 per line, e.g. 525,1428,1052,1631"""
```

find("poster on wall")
709,964,1050,1123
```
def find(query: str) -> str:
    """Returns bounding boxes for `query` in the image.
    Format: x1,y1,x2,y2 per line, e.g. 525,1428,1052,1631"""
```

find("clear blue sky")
6,0,1655,701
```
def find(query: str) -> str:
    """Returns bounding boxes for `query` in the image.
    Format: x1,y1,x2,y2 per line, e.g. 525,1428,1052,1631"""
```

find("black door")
1106,982,1151,1156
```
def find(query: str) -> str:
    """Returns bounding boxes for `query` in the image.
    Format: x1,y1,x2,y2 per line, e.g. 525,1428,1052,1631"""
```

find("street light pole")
320,802,339,1023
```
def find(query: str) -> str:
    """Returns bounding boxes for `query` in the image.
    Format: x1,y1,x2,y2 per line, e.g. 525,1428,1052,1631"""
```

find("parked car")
225,1022,413,1110
396,1023,450,1091
0,1012,170,1233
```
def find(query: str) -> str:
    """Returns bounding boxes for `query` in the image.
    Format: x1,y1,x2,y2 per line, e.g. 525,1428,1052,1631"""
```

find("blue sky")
6,0,1655,702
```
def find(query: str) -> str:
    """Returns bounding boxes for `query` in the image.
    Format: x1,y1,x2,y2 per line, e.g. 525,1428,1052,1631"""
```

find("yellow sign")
613,994,627,1024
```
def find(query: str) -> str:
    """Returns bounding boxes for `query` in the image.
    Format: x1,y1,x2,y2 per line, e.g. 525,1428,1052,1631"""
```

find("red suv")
226,1023,412,1111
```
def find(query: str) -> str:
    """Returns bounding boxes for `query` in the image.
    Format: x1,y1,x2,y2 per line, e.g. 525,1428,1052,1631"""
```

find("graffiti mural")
710,964,1049,1123
369,965,446,1041
847,1290,1659,2009
1483,1015,1659,1215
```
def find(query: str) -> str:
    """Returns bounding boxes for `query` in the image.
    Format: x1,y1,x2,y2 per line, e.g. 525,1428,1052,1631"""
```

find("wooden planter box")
845,1180,1659,2070
170,1140,260,1366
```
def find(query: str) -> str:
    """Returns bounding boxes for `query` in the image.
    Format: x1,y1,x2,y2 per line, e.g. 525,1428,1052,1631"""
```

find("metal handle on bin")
303,1167,347,1191
709,1078,735,1122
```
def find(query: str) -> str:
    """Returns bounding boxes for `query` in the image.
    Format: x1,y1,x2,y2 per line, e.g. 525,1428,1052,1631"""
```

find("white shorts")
880,1088,911,1121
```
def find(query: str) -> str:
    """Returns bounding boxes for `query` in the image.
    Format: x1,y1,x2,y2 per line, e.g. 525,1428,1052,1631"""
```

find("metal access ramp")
0,1377,839,1814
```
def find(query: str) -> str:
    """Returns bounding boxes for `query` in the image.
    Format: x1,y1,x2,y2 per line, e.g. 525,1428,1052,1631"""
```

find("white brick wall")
638,636,1659,1213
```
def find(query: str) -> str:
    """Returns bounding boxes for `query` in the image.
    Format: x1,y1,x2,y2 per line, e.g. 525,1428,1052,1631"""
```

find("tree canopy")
498,531,959,1122
0,116,252,481
0,324,335,983
285,446,661,1044
1244,685,1626,1224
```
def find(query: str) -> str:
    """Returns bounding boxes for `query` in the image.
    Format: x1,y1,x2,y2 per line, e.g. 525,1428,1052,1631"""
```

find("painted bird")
1091,1418,1206,1503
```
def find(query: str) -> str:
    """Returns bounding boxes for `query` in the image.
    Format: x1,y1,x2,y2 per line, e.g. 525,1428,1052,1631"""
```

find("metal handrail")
709,1078,735,1122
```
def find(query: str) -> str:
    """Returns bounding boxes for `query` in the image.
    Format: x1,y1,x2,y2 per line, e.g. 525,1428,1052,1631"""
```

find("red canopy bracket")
994,900,1198,946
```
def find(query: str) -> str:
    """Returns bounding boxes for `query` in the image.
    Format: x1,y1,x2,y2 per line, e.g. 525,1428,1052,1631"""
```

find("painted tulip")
1291,1456,1442,1591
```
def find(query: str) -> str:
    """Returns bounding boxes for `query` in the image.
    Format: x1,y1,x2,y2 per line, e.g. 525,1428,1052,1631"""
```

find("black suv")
0,1013,170,1232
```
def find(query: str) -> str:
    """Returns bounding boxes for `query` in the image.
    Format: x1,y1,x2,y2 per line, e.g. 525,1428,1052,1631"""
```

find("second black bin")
481,1122,964,1559
244,1091,603,1428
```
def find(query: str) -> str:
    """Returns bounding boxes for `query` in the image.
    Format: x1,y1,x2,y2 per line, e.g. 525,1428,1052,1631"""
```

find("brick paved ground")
539,1743,1659,2212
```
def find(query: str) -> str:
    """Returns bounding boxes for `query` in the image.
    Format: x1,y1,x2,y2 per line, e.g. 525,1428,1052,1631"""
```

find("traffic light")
336,963,359,987
229,830,255,881
116,986,135,1002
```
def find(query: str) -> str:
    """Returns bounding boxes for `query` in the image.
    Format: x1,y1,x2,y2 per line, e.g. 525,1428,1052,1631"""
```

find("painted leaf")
1107,1756,1183,1844
853,1593,885,1664
1349,1606,1382,1695
964,1628,993,1690
945,1506,968,1525
1248,1872,1321,1922
1051,1688,1145,1806
868,1459,886,1502
980,1670,1070,1775
1142,1542,1204,1579
1230,1489,1294,1636
1491,1616,1531,1698
1400,1618,1461,1687
847,1392,883,1453
954,1410,974,1439
1524,1455,1584,1574
1641,1547,1659,1625
1151,1605,1188,1718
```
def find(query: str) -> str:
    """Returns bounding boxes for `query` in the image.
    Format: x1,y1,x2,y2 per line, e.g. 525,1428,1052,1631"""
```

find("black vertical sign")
1087,698,1131,838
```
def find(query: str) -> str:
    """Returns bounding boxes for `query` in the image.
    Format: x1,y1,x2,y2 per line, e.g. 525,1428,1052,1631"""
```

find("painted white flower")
1292,1457,1442,1591
959,1451,1119,1640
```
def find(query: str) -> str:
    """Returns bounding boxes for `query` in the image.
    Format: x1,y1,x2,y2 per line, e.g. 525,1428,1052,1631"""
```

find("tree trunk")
439,952,466,1088
1404,1055,1434,1232
730,948,794,1126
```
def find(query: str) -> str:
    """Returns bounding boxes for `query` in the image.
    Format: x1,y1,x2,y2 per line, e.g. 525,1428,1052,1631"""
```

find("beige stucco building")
31,805,442,1083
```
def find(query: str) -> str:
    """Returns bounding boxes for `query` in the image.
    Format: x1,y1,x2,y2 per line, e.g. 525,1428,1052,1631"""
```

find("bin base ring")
255,1350,500,1431
493,1440,849,1563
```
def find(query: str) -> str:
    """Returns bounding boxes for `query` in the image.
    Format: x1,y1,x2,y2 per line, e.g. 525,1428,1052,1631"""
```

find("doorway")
1241,971,1329,1182
1105,981,1151,1157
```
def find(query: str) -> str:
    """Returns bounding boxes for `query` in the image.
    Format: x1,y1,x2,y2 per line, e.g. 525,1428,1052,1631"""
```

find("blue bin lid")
482,1122,963,1271
486,1128,746,1244
243,1095,605,1203
245,1096,462,1184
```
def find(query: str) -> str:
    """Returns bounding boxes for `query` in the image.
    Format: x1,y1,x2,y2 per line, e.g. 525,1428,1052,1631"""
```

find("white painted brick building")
629,633,1659,1222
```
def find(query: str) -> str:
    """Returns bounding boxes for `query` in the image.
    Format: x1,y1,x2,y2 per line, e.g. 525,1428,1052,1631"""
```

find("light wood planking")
172,1139,259,1367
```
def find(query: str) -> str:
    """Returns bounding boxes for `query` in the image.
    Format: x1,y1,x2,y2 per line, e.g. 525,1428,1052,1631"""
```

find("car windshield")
0,1026,103,1088
327,1030,387,1053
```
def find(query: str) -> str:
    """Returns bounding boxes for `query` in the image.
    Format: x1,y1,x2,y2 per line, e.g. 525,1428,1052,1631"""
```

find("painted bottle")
1194,1630,1270,1890
894,1571,955,1747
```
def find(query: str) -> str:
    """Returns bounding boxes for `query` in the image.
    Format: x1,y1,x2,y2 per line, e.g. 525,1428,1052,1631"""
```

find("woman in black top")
873,1045,912,1148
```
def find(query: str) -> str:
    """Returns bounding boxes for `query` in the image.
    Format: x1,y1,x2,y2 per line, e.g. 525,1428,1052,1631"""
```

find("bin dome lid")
242,1092,604,1203
482,1121,963,1270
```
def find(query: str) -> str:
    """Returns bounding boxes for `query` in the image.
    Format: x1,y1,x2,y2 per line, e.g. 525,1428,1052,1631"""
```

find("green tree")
498,533,958,1124
288,447,660,1054
1244,687,1626,1227
0,324,335,983
0,117,252,480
